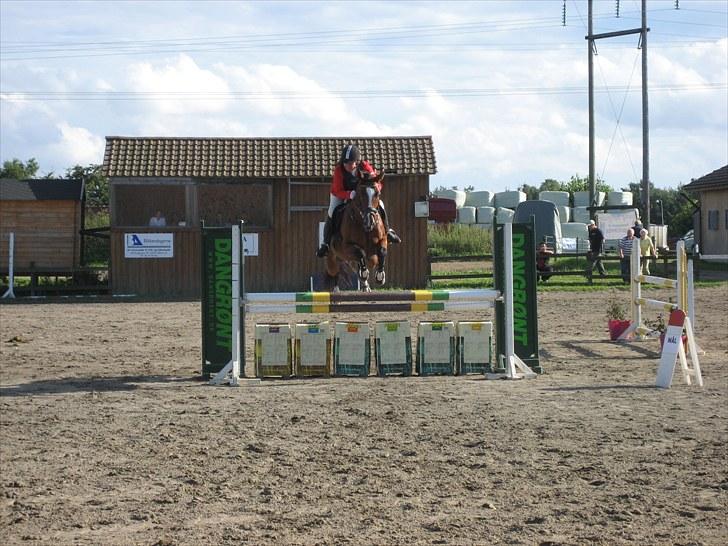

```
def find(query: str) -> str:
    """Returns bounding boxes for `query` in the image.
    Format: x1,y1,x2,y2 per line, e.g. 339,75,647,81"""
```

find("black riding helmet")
340,144,361,164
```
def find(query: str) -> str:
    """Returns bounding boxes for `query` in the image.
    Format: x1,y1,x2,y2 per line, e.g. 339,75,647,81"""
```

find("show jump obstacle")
618,240,703,388
201,221,540,386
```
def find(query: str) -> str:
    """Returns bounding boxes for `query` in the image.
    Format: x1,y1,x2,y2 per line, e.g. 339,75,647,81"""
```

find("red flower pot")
608,319,631,340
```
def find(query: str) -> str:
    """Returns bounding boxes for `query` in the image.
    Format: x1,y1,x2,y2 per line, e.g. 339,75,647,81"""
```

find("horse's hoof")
375,270,386,284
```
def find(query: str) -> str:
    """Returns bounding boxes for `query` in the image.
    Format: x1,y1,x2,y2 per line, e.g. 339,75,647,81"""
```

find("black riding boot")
316,217,333,257
378,205,402,244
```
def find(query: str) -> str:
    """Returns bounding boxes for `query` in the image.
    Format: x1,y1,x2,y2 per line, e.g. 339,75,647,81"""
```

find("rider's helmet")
340,144,361,164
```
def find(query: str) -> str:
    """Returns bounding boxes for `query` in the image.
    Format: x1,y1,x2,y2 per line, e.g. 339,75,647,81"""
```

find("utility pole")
586,0,650,224
588,0,595,219
641,0,650,226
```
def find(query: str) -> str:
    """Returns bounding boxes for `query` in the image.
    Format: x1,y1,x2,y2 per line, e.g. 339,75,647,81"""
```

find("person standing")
639,228,658,275
316,144,401,258
586,220,606,277
618,228,636,283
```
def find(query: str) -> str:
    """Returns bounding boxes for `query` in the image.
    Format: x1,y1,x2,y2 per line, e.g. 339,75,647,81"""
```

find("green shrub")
428,224,492,256
84,210,110,266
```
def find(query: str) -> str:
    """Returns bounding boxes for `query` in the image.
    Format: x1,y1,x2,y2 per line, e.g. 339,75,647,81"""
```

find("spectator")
633,219,644,239
618,228,636,283
536,241,554,282
586,219,606,277
149,210,167,227
639,228,658,275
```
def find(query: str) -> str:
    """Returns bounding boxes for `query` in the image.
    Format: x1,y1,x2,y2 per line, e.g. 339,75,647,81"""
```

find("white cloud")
48,123,105,166
127,54,230,115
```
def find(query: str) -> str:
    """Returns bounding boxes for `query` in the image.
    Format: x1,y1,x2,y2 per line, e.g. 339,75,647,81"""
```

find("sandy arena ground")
1,285,727,545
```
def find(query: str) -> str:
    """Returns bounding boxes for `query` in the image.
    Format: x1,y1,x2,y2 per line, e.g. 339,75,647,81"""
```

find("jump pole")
1,232,15,299
614,240,703,387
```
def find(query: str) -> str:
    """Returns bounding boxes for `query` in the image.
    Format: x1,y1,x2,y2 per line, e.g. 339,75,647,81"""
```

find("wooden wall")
109,174,430,298
0,200,81,271
110,227,200,298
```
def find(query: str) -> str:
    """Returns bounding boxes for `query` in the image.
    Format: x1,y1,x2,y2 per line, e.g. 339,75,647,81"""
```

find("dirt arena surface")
1,285,727,545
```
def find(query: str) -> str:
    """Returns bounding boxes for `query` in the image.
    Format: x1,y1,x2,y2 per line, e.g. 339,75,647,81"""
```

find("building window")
198,181,272,229
114,184,186,227
707,210,719,230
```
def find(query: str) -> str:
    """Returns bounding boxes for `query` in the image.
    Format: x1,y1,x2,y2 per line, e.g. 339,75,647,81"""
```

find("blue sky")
1,0,726,192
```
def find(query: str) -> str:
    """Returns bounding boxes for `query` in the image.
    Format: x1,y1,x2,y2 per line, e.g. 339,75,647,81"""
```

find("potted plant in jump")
647,313,687,351
606,296,630,341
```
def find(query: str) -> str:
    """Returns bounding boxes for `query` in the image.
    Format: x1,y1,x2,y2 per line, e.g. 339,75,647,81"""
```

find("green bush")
428,224,492,256
84,210,110,266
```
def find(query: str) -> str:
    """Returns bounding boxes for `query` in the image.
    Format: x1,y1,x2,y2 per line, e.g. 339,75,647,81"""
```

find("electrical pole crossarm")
586,28,647,40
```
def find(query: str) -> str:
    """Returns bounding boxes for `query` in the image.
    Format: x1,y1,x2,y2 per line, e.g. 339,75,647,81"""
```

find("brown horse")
325,172,388,292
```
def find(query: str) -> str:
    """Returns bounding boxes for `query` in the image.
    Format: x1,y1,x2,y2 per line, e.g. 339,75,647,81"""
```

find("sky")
1,0,726,192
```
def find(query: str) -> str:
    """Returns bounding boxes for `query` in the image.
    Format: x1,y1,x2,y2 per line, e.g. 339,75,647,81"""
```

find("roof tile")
103,136,436,178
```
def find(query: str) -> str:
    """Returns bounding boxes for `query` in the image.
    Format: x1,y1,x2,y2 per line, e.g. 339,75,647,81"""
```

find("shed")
682,165,728,257
103,136,437,298
0,178,84,273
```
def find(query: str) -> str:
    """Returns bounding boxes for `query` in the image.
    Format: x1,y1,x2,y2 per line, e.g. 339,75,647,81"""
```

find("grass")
428,224,492,257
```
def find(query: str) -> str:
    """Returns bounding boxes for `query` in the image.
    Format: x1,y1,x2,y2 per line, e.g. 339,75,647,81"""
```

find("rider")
316,144,401,258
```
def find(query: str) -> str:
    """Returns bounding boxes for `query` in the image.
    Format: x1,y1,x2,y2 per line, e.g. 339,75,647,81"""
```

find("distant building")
682,165,728,257
0,178,84,273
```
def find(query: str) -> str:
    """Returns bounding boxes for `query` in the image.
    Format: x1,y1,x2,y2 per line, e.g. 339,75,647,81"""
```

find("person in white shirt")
149,210,166,227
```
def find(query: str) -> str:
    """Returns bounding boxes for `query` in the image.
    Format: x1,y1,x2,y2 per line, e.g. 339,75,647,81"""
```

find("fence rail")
427,250,696,286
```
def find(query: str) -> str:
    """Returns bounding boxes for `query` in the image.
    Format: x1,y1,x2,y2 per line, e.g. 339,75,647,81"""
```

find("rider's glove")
349,190,356,199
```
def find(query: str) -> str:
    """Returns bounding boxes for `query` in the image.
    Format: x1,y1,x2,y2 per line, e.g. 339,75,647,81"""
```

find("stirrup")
316,244,329,258
387,230,402,244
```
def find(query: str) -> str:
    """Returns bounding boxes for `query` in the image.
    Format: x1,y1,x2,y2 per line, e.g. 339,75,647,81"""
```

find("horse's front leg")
373,246,387,285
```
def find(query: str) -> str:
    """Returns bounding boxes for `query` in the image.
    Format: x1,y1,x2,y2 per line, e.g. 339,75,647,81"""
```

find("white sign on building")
242,233,259,256
124,233,174,258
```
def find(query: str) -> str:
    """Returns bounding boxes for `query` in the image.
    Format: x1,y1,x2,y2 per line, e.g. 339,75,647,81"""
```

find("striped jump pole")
245,288,501,304
246,300,496,315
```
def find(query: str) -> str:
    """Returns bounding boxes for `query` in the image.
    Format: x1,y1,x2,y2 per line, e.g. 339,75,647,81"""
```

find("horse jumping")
325,172,388,292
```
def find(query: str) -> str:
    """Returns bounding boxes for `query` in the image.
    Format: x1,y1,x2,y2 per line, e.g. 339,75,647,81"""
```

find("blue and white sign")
242,233,259,256
125,233,174,258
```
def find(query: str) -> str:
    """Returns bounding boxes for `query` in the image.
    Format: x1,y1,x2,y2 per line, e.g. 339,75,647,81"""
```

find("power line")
2,83,723,102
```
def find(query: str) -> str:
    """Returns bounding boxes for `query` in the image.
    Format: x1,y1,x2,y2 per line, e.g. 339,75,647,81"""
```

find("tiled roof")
682,165,728,192
0,178,84,201
103,136,437,178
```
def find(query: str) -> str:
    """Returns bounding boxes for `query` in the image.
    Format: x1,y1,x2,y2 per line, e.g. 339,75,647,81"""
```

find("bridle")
348,182,380,233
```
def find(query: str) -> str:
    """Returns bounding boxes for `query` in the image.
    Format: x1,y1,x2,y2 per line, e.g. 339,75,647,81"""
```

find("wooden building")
0,178,84,273
683,165,728,257
103,136,437,298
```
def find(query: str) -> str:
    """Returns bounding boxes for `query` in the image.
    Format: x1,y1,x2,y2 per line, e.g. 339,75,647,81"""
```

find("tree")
1,158,39,179
65,164,109,210
519,183,540,201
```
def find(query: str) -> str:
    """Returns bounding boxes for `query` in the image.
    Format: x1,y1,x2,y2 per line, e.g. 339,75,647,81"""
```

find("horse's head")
352,171,384,233
355,171,384,212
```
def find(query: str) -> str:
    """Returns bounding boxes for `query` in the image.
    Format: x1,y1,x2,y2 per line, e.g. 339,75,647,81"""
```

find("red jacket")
330,160,380,200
